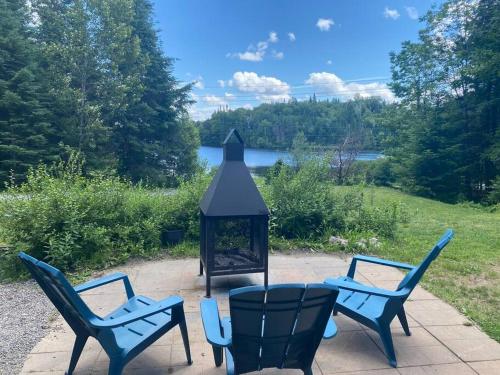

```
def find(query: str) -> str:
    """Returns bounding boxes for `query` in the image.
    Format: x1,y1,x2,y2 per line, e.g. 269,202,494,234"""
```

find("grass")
354,187,500,342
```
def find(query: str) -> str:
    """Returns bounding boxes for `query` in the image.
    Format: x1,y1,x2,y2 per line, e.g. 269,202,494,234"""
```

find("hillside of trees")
0,0,199,186
198,97,388,150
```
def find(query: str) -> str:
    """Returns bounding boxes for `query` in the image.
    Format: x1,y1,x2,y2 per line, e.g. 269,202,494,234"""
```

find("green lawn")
357,187,500,342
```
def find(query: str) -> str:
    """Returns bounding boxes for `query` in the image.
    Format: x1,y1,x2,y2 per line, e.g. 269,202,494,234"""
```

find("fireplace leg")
199,260,204,276
206,275,211,297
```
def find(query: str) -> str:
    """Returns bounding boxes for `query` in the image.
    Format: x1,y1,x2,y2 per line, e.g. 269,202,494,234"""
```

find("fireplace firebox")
199,129,269,296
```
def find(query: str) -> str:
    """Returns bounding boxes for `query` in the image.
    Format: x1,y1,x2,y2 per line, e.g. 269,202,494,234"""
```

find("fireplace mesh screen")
213,218,260,269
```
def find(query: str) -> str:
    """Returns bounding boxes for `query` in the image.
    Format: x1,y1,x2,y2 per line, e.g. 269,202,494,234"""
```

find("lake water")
198,146,382,169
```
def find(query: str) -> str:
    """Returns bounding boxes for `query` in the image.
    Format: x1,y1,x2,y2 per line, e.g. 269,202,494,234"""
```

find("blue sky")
152,0,441,120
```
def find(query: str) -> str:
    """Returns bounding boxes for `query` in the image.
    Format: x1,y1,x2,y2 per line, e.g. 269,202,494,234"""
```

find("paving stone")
332,313,364,331
365,327,461,367
439,338,500,362
268,269,318,283
426,325,500,361
21,349,99,374
367,327,442,349
171,342,214,367
397,362,477,374
467,360,500,374
404,299,470,326
315,330,391,372
426,325,486,340
322,369,399,375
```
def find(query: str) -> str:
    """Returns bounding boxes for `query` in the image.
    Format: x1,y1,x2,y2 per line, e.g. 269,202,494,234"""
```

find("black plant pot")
161,229,184,246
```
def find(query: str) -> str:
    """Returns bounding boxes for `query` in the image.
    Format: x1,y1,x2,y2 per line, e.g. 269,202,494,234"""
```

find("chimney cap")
223,128,244,145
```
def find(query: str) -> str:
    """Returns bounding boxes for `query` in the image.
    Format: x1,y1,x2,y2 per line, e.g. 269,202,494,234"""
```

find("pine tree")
0,0,60,184
98,0,196,184
32,0,115,172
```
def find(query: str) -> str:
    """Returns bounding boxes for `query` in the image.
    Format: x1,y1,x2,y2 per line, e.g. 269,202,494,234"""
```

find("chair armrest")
323,317,337,339
90,296,183,328
325,278,408,299
74,272,135,298
347,255,415,278
200,298,232,347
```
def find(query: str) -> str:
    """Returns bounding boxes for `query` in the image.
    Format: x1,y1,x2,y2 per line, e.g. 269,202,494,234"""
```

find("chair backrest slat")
397,229,454,293
229,283,338,373
18,253,97,337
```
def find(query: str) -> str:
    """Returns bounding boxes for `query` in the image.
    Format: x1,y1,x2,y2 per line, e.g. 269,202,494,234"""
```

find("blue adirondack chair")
324,229,454,367
18,252,192,375
200,283,339,375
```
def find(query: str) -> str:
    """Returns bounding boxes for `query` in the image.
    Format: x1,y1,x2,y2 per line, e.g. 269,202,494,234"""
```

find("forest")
0,0,199,186
198,97,388,151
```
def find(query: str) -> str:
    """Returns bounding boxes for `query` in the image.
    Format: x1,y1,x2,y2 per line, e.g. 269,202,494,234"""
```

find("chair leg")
378,324,397,367
303,367,313,375
66,335,88,375
225,347,235,375
108,359,124,375
213,346,223,367
397,307,411,336
179,319,193,365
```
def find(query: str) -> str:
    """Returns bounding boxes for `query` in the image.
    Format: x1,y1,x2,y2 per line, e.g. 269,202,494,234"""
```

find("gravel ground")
0,281,55,375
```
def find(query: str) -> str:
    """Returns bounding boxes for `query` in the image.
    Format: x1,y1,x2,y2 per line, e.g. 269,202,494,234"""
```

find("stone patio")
21,254,500,374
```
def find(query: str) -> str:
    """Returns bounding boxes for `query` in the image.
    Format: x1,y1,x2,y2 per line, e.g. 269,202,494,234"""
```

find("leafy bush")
264,160,404,239
157,172,212,239
0,156,210,280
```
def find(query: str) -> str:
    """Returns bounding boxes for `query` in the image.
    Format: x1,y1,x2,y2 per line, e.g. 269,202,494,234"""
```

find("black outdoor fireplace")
199,129,269,296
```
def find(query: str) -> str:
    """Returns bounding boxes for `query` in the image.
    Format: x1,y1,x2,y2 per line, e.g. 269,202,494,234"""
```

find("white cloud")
405,6,418,20
288,32,296,42
317,18,334,31
193,75,204,89
227,31,282,62
189,92,234,121
384,7,400,20
326,60,332,65
233,51,265,62
217,80,225,88
203,95,227,106
305,72,395,102
232,71,290,102
272,50,284,60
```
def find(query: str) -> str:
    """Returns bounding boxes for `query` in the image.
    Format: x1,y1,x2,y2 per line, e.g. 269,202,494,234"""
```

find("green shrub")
264,160,404,239
0,156,210,280
158,172,212,239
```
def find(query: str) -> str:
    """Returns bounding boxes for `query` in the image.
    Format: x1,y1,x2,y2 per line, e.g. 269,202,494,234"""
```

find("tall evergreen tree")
0,0,59,184
33,0,114,171
388,0,499,201
107,0,196,184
